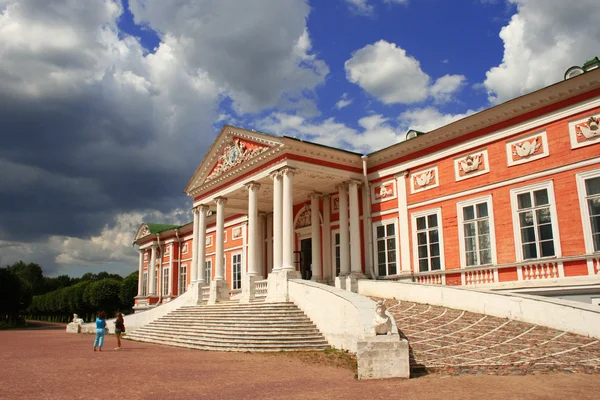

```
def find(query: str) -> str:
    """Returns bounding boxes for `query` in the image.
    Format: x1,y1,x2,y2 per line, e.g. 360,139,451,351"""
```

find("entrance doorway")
300,238,312,280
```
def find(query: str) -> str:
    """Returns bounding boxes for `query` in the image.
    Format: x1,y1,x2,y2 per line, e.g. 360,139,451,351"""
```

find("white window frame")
205,259,213,283
179,263,187,295
576,168,600,275
411,208,445,273
231,252,242,290
142,271,148,296
331,229,341,277
162,266,169,296
456,195,498,268
510,180,562,262
372,219,400,277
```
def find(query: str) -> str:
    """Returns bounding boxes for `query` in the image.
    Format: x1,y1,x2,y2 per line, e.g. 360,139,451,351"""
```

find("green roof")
145,223,181,234
583,57,600,68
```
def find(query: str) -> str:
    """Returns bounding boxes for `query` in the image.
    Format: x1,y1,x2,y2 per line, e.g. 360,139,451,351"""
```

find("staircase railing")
200,286,210,302
254,279,268,298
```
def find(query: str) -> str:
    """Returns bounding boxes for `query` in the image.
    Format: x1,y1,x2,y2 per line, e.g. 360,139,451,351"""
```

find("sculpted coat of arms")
207,138,268,181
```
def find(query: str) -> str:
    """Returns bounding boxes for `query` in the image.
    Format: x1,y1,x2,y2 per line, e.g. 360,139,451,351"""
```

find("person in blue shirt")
93,311,107,352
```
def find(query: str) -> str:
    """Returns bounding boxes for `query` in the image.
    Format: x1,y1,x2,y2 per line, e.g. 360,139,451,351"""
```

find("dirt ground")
1,325,599,400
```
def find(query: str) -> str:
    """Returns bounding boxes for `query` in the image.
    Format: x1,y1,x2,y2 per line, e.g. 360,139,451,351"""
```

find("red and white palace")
133,62,600,311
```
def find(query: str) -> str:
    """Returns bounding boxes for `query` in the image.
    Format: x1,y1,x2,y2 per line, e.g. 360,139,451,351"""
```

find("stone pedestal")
208,279,229,305
335,274,348,290
357,336,410,380
66,323,81,334
240,275,263,304
265,269,301,303
345,272,364,293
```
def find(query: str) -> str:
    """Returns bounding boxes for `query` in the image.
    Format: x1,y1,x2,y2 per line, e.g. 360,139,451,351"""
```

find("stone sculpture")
372,301,393,336
66,313,84,333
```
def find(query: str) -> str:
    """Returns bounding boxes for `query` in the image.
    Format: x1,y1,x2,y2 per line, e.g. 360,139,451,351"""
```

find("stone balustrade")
200,286,210,302
254,279,268,298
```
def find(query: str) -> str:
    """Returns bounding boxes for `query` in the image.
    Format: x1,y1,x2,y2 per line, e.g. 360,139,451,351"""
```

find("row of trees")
0,261,138,324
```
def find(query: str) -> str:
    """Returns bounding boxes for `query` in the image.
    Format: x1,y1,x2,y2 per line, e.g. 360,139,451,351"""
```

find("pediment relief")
135,224,151,241
206,137,270,182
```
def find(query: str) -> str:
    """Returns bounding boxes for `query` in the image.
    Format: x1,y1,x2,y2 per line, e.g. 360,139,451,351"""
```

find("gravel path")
1,325,600,400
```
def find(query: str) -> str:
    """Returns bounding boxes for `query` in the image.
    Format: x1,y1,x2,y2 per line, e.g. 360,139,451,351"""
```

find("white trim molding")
411,207,446,283
454,149,490,181
506,130,549,167
569,112,600,149
410,166,439,194
575,168,600,275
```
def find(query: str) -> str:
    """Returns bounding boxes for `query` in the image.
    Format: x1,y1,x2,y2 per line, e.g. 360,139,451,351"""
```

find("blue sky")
0,0,598,277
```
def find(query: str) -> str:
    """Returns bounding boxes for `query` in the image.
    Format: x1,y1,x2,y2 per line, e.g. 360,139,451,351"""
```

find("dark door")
300,238,312,280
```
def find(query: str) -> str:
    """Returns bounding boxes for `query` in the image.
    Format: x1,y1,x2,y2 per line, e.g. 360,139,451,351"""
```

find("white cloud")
345,40,465,105
335,93,353,109
344,0,374,15
398,107,477,132
484,0,600,104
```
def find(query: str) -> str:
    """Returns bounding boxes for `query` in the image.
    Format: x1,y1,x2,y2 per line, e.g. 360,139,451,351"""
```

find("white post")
149,245,157,295
209,197,229,304
310,192,322,282
322,194,331,283
246,182,261,276
395,171,411,272
271,171,283,271
281,168,295,271
197,205,209,284
190,207,200,284
348,180,362,275
137,250,144,296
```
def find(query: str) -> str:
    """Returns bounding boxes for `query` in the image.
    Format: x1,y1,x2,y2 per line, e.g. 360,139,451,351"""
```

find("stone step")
150,320,317,329
136,325,322,336
156,315,309,322
125,335,329,352
172,308,305,314
165,312,307,318
133,327,324,340
128,330,329,344
179,302,294,308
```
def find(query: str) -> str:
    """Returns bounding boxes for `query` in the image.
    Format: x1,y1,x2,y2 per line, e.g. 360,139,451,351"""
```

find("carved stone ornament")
232,226,243,240
576,116,599,140
295,206,311,228
143,252,148,261
164,246,170,256
371,301,392,336
377,184,393,199
206,138,268,182
72,314,84,325
458,154,482,173
414,170,434,188
512,137,541,158
140,226,150,237
205,235,213,247
182,243,188,254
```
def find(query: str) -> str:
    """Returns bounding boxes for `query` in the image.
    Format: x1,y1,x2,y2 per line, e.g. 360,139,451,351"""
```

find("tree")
84,279,122,317
120,271,139,312
7,261,44,295
0,268,32,323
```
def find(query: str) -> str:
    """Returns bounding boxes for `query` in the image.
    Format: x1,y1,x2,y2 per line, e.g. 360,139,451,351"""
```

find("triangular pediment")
135,223,151,241
185,125,284,195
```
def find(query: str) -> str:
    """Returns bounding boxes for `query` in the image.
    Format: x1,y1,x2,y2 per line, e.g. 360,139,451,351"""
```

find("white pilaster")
246,182,261,276
136,250,144,297
322,194,332,283
190,207,200,284
310,192,322,282
259,212,266,276
266,213,273,274
209,197,229,304
197,205,209,285
168,244,173,297
271,171,283,271
281,168,295,271
149,245,157,295
338,183,350,276
395,171,411,272
348,180,362,275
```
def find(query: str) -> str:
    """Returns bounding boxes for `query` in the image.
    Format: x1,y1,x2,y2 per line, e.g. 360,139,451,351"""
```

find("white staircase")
125,302,330,352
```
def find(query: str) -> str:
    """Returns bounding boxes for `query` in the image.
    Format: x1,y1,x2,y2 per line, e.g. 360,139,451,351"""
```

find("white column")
337,183,350,276
348,180,362,275
246,182,261,276
137,250,144,296
271,171,283,271
266,213,273,274
322,194,331,282
310,192,322,281
197,205,209,284
190,207,200,283
281,168,295,271
149,245,157,295
215,197,227,280
395,171,411,272
168,244,173,296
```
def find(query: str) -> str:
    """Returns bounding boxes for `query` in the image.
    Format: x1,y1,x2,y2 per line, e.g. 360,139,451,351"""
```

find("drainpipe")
175,229,181,296
362,155,375,279
156,234,162,304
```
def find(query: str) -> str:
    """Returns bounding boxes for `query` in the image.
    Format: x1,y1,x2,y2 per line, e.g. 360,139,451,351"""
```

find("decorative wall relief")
371,180,397,204
295,206,312,228
164,246,170,256
205,234,213,248
454,149,489,181
206,138,269,181
232,226,243,240
331,194,340,214
143,252,148,261
410,166,439,194
182,242,188,254
569,114,600,149
506,131,549,166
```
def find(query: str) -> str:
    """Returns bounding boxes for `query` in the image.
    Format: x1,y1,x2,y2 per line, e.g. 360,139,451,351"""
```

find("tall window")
511,182,559,260
577,170,600,253
155,268,159,295
179,264,187,295
413,209,443,272
205,259,212,282
333,232,341,277
162,267,169,296
142,272,148,296
375,221,397,277
232,253,242,290
458,197,495,267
